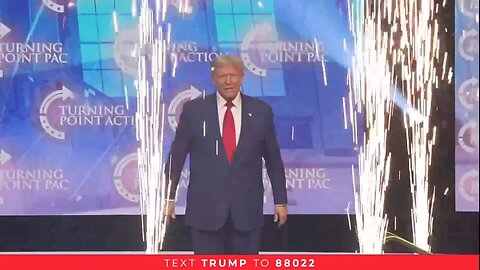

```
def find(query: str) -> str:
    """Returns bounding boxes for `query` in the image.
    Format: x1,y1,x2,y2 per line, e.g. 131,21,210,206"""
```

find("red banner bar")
0,255,478,270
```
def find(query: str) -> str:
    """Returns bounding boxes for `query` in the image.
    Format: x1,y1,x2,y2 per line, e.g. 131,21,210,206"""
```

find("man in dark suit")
164,55,287,254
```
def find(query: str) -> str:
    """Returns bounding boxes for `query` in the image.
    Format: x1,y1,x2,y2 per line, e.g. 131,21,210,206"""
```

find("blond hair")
211,55,245,76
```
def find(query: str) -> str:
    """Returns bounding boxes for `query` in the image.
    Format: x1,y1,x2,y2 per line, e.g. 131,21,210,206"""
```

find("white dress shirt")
217,91,242,145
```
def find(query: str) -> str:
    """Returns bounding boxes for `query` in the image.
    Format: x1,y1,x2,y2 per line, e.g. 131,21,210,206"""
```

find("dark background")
0,0,478,254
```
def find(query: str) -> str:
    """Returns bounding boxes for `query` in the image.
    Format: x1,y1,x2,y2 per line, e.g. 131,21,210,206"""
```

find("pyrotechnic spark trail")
396,0,447,252
112,11,119,33
348,0,447,253
136,0,194,253
347,0,396,254
136,0,171,253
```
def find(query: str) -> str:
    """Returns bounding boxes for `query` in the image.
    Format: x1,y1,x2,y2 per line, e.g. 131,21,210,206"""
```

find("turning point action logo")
114,23,326,79
39,86,135,140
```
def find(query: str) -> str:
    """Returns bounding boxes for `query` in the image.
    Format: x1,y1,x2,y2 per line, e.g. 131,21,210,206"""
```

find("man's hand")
274,204,288,228
164,201,176,224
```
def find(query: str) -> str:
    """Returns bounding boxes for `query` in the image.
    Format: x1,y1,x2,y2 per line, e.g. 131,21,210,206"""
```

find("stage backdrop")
0,0,357,215
455,0,479,212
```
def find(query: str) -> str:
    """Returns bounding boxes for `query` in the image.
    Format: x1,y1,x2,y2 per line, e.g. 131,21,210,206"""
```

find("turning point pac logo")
0,20,68,78
240,23,326,77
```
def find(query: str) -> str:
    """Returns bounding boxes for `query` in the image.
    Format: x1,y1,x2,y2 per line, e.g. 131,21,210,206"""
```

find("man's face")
212,64,243,101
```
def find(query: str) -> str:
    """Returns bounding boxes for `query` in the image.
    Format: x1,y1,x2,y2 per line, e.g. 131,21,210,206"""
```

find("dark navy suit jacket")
166,93,287,232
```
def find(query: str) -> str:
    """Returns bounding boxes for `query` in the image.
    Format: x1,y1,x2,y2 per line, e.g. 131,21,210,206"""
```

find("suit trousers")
190,211,261,254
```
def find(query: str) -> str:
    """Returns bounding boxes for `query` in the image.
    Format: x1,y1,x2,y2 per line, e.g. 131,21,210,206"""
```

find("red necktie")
222,101,236,164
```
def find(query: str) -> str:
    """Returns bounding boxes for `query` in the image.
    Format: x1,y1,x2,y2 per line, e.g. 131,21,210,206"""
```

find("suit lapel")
207,94,229,166
232,94,252,165
207,94,222,140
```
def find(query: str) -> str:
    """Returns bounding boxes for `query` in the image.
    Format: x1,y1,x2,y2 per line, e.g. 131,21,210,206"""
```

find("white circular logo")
458,120,479,153
43,0,65,13
459,169,479,202
39,86,75,140
460,0,479,20
458,77,479,110
459,29,479,61
114,26,142,78
113,153,140,203
240,23,272,77
167,85,203,131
